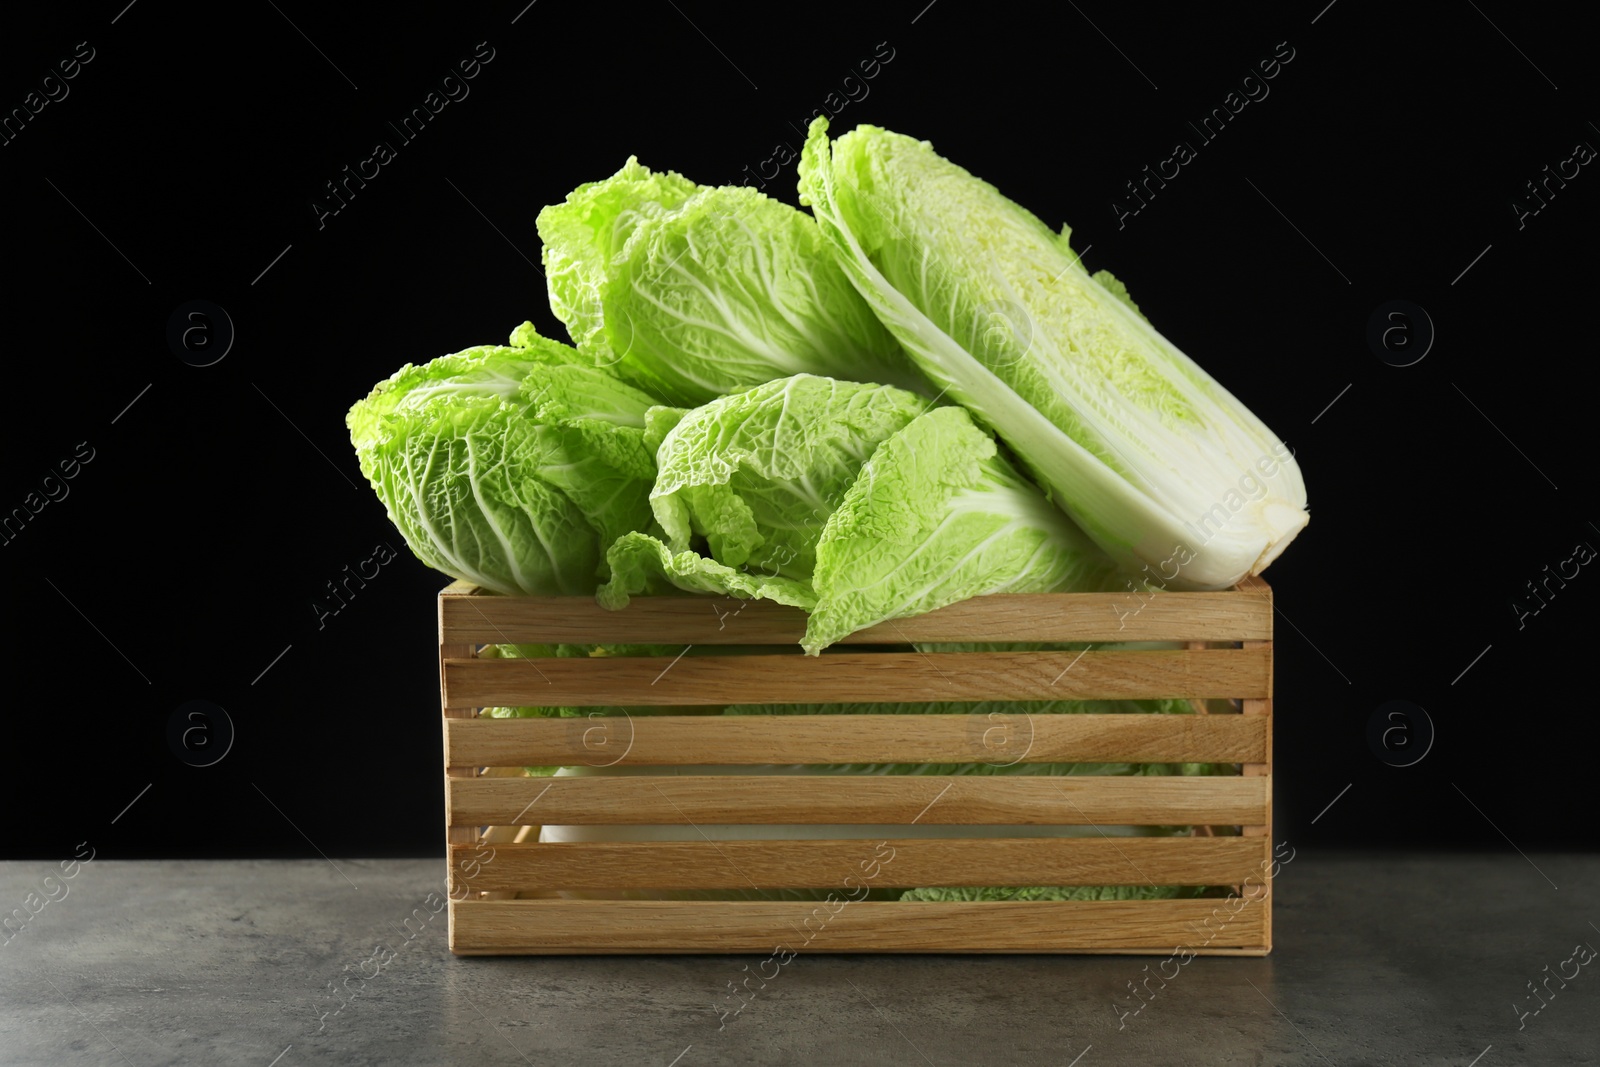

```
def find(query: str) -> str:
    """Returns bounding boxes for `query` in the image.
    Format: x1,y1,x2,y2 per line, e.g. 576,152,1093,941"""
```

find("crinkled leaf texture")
803,405,1123,653
598,531,817,611
537,158,699,361
798,117,1308,589
347,323,661,595
651,374,930,579
538,159,924,406
600,394,1122,654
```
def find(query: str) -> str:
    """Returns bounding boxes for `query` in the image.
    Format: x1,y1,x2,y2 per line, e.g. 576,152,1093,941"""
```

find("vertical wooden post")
1185,640,1216,839
1240,632,1273,951
441,584,480,946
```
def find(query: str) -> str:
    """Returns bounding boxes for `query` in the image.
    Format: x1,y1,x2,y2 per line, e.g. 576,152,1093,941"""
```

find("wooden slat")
442,648,1271,708
438,587,1272,645
447,775,1267,827
448,898,1268,954
449,835,1268,891
446,713,1267,768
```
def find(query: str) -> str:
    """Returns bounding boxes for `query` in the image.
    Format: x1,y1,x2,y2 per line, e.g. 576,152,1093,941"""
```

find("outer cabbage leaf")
651,374,929,578
798,118,1308,590
1091,269,1144,319
537,158,700,359
803,405,1123,654
517,365,663,546
347,324,581,461
601,399,1122,653
538,162,923,405
354,393,600,595
347,326,662,595
598,531,817,610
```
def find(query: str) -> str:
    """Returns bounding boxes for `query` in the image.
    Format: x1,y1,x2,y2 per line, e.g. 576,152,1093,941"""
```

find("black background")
3,0,1593,859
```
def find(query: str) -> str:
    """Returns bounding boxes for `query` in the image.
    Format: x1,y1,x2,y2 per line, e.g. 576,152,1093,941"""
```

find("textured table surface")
1,852,1594,1066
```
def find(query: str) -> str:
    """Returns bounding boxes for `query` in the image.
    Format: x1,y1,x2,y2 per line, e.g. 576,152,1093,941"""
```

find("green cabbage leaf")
798,118,1308,590
346,324,662,595
537,160,924,405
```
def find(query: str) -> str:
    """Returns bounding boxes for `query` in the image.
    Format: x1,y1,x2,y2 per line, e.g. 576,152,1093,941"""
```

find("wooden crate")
439,576,1274,955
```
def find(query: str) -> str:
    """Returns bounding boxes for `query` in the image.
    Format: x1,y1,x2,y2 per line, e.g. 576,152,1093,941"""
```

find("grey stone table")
1,853,1595,1066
